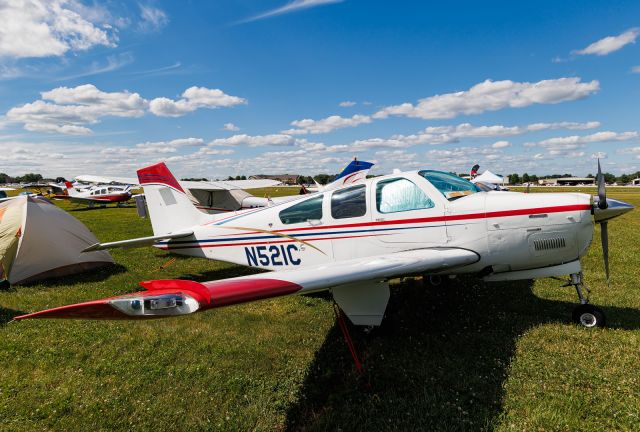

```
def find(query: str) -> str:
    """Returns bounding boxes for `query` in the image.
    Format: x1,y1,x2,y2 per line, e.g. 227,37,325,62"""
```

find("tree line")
505,171,640,184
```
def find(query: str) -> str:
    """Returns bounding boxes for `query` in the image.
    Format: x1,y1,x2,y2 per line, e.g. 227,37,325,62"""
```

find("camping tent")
471,170,504,184
0,196,114,285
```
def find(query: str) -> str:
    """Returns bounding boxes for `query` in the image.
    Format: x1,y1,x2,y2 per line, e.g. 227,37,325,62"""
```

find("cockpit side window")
376,178,434,213
419,170,480,201
331,185,366,219
279,195,323,225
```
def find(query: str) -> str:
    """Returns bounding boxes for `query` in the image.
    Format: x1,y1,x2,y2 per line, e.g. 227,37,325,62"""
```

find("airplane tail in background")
64,181,79,197
323,159,374,192
137,163,210,236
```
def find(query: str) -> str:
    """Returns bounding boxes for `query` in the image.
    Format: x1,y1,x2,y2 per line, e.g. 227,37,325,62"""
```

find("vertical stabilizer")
64,182,79,197
323,158,374,192
137,163,210,236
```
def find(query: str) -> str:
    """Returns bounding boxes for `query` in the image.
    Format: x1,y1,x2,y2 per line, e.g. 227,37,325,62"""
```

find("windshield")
418,170,480,201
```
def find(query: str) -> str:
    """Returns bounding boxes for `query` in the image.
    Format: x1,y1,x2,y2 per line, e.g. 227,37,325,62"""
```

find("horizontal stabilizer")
82,231,194,252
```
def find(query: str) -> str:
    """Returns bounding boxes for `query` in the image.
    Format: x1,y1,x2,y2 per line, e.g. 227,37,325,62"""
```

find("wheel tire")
572,304,606,328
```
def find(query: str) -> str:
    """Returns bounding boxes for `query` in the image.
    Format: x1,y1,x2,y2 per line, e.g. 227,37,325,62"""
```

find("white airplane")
179,158,374,212
16,161,633,329
57,182,133,208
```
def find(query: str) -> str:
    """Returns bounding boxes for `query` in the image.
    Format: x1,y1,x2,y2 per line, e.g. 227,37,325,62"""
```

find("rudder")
137,162,209,236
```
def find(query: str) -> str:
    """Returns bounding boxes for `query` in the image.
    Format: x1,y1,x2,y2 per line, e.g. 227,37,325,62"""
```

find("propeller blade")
597,159,607,209
601,221,610,283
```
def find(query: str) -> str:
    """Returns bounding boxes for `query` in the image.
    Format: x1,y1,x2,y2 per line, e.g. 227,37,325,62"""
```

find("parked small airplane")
17,161,633,329
57,182,133,208
304,158,374,193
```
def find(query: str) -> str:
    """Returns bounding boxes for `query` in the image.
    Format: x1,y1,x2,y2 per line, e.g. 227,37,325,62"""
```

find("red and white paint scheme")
59,182,132,208
17,161,633,328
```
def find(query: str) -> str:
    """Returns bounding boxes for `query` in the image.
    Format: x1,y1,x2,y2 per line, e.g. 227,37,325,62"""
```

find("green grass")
1,188,640,431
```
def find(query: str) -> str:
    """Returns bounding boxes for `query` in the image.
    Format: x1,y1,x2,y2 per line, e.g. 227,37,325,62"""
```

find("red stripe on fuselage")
159,233,385,250
218,204,592,236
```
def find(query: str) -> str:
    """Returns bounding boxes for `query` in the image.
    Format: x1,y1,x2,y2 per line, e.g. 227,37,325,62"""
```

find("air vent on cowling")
533,237,566,251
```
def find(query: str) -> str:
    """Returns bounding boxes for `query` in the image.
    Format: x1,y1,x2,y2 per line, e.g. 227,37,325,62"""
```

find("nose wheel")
565,272,606,328
572,304,606,328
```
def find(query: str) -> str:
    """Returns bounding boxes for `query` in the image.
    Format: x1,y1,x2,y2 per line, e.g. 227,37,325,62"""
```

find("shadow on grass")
284,276,640,431
68,204,134,211
18,263,128,288
0,307,26,325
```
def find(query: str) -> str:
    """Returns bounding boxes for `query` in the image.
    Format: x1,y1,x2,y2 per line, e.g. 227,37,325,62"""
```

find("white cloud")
346,121,601,150
283,114,372,134
632,66,640,74
149,86,247,117
491,140,511,149
339,101,356,107
208,134,295,147
238,0,343,24
6,84,245,134
574,28,639,56
138,4,169,32
223,122,240,131
0,0,116,59
373,78,599,120
533,131,638,148
7,84,147,135
592,152,607,159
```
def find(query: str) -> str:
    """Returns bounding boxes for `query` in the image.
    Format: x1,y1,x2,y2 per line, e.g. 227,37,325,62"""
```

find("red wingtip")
14,299,129,320
137,162,184,193
64,181,73,189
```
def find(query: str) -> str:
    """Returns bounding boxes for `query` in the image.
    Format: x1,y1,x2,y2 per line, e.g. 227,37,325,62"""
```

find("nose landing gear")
565,272,606,328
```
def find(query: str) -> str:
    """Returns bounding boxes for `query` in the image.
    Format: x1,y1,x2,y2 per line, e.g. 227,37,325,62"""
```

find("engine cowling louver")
533,237,566,251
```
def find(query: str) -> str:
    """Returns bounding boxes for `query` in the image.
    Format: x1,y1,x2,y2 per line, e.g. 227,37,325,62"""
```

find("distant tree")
227,176,234,180
314,174,331,185
522,173,530,183
603,173,616,184
0,173,9,184
619,174,631,184
20,173,43,183
508,173,520,184
586,173,594,178
240,175,246,180
529,175,539,183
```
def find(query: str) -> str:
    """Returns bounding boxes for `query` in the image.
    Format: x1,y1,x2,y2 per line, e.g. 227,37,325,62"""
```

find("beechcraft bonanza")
16,161,633,329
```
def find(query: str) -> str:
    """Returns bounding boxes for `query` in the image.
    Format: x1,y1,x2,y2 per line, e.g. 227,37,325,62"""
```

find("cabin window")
419,170,479,201
331,185,366,219
279,195,323,225
376,178,434,213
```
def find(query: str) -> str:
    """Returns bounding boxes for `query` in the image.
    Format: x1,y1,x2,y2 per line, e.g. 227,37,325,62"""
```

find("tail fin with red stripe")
137,162,209,235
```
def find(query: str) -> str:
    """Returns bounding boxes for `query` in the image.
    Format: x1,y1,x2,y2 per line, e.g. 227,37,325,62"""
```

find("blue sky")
1,0,640,179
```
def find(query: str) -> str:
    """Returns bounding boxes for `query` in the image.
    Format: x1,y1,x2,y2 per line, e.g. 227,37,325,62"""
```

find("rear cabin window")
279,195,323,225
331,185,367,219
376,178,434,213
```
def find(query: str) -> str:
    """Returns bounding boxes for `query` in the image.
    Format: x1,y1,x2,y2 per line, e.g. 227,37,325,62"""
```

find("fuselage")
157,170,594,278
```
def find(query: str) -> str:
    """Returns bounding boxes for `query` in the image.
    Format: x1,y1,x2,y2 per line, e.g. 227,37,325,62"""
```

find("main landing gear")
566,272,606,328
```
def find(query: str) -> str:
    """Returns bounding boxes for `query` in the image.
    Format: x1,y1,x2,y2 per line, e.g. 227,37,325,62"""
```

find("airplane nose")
593,197,634,222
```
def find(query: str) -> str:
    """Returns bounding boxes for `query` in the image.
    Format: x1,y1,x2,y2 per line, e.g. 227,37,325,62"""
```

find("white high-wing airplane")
16,161,633,328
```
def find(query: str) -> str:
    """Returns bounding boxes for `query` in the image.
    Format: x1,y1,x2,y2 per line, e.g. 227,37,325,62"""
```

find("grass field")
1,187,640,431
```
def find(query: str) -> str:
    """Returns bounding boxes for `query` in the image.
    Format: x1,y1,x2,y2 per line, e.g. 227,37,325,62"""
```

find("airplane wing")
15,248,478,324
75,175,139,186
83,231,195,252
